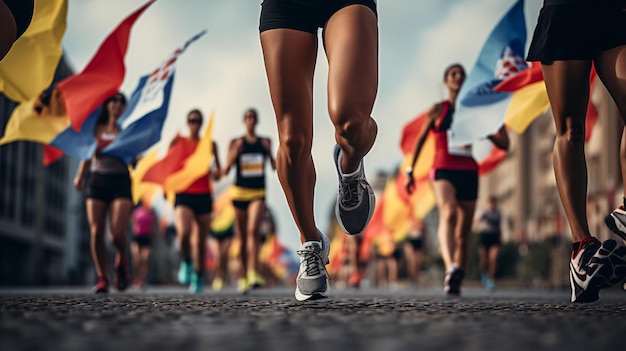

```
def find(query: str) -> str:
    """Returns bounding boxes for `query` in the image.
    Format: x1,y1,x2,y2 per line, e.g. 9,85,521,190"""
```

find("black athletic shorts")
134,236,152,247
4,0,34,38
259,0,378,34
407,237,423,250
432,169,478,201
85,173,132,203
175,193,213,216
479,231,501,249
210,226,235,241
527,0,626,63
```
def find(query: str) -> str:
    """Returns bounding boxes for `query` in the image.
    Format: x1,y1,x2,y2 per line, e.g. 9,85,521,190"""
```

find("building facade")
0,58,91,285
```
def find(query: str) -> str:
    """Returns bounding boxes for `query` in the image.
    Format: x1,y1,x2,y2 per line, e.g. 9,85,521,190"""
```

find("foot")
131,278,145,291
93,277,109,294
333,145,376,235
177,260,192,286
212,277,224,292
604,206,626,241
237,278,249,295
570,237,626,303
444,267,464,296
114,264,130,292
189,272,204,294
248,270,265,289
295,231,330,301
485,278,496,292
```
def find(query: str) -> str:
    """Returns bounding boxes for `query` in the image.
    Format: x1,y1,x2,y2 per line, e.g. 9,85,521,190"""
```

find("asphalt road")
1,286,625,351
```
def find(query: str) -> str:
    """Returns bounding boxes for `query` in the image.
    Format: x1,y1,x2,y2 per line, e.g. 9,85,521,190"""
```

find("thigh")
430,179,458,211
246,200,266,236
234,207,248,239
595,45,626,119
109,198,132,234
86,199,108,231
174,206,194,236
541,60,592,133
324,4,378,122
196,213,212,238
260,28,317,138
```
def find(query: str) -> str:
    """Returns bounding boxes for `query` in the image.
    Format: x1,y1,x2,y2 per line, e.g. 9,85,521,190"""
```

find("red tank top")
176,137,211,194
431,101,478,171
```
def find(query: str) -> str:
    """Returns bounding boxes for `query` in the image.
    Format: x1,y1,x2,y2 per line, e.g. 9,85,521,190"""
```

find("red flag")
43,145,64,166
478,146,507,175
57,1,155,131
141,139,188,185
493,63,543,93
400,112,428,155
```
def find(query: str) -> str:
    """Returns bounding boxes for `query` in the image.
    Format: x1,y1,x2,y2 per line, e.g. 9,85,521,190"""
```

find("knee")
90,225,105,241
109,228,127,244
439,206,457,226
556,119,585,146
332,113,370,144
278,132,311,158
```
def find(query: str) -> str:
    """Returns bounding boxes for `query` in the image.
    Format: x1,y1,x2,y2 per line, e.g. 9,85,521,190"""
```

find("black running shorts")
174,193,213,216
527,0,626,63
4,0,34,38
479,231,501,249
85,173,132,203
259,0,378,34
432,169,479,202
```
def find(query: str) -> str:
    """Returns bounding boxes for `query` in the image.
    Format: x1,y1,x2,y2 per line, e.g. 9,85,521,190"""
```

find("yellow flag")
382,178,410,242
130,149,160,205
164,112,215,193
0,95,69,145
0,0,67,102
504,81,551,134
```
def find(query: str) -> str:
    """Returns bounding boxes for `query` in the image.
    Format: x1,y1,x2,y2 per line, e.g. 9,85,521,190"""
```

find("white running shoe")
295,231,330,301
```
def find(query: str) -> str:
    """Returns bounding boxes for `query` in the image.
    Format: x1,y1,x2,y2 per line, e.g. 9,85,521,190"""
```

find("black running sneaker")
570,237,626,303
114,264,130,292
444,267,465,296
333,145,376,235
604,206,626,241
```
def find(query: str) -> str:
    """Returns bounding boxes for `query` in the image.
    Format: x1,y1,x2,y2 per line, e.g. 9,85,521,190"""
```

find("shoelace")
297,248,329,278
340,178,363,208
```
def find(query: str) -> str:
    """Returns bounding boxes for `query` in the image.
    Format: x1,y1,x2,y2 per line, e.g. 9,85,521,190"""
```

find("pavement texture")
1,286,625,351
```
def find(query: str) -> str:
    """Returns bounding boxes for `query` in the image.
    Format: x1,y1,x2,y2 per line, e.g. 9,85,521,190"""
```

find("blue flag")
449,0,527,146
48,31,206,163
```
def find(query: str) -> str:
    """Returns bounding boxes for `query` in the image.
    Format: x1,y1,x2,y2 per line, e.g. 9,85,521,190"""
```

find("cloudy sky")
63,0,542,251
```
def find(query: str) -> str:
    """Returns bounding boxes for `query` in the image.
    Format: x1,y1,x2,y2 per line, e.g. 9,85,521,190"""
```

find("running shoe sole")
604,212,626,241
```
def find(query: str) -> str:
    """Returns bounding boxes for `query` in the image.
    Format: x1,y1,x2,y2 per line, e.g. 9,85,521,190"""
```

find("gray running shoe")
295,231,330,301
333,145,376,235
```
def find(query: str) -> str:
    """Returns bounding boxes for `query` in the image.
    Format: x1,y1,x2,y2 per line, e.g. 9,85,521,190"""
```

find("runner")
259,0,379,301
527,0,626,302
173,109,222,294
73,93,132,293
405,64,509,296
130,203,156,290
209,225,234,292
223,108,276,293
476,196,502,292
403,217,426,287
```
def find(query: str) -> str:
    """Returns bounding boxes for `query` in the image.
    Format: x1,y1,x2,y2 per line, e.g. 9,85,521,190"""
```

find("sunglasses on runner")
187,119,202,125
